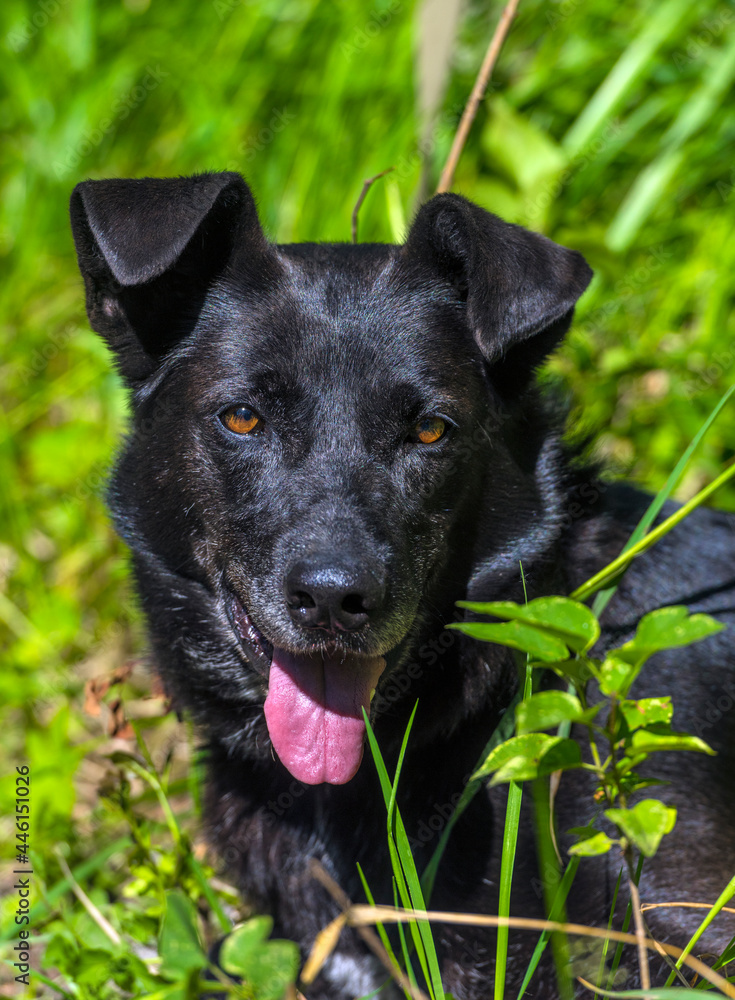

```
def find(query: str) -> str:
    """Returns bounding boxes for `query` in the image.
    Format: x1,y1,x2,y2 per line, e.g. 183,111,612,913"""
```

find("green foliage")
454,597,719,859
604,800,677,858
474,732,582,785
363,703,446,1000
220,918,300,1000
158,891,207,979
2,748,298,1000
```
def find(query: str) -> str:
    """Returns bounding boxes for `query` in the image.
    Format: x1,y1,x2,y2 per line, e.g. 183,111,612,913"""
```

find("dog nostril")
341,593,367,616
290,590,316,610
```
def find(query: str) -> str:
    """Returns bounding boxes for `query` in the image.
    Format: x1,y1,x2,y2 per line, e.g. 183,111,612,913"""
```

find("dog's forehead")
202,242,481,391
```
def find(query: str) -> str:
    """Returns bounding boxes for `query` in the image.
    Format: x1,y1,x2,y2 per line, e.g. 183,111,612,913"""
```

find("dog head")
70,172,591,784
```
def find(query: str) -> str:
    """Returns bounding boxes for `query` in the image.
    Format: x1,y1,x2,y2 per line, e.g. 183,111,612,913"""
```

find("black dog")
70,172,735,998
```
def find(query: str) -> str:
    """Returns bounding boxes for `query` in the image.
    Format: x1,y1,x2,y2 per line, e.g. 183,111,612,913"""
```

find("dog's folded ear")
402,193,592,394
70,172,273,381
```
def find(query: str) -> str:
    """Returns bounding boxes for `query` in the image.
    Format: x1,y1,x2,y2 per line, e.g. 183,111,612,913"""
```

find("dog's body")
70,173,735,998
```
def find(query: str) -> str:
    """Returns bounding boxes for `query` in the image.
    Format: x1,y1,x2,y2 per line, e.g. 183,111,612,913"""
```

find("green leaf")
546,658,596,686
515,690,599,735
568,829,615,857
220,915,272,969
598,656,635,696
220,917,299,999
604,800,677,857
159,890,207,979
481,97,565,192
76,949,122,988
457,597,600,652
626,727,715,757
620,698,673,732
475,734,581,785
618,607,723,667
537,739,583,776
451,620,569,662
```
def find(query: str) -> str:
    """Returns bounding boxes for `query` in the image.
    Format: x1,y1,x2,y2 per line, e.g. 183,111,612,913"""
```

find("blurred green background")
1,0,735,992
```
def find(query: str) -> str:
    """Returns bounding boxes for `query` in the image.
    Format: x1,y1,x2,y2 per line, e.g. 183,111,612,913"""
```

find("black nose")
284,557,385,632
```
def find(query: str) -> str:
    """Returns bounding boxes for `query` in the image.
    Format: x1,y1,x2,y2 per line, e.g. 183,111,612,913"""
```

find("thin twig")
627,868,652,994
307,860,429,1000
436,0,521,194
351,167,395,243
641,901,735,915
54,848,122,946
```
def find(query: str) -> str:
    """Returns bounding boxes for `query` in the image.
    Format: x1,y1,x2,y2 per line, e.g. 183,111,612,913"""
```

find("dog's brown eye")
221,406,262,435
414,416,446,445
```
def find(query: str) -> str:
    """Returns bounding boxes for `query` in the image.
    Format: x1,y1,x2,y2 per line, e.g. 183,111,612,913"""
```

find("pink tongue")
264,649,386,785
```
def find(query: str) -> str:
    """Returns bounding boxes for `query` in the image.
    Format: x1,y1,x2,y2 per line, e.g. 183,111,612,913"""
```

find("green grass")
2,0,735,996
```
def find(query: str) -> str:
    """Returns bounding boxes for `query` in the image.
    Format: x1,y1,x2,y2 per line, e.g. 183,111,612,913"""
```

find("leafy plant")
454,598,718,844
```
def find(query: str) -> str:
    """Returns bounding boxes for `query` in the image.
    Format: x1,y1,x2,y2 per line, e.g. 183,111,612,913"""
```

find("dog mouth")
228,594,386,786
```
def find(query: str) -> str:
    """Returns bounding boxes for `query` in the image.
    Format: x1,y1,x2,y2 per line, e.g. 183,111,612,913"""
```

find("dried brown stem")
628,867,652,994
641,900,735,915
625,845,659,1000
55,848,122,946
436,0,521,194
347,903,735,996
306,860,429,1000
351,167,395,243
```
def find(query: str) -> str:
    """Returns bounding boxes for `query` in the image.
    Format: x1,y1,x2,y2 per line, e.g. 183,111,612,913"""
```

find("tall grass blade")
597,866,624,990
608,855,644,989
388,702,419,840
516,857,580,1000
529,779,574,1000
364,711,434,994
562,0,691,156
357,862,413,999
664,872,735,987
572,460,735,603
495,655,534,1000
592,384,735,617
363,710,445,999
712,933,735,974
395,877,420,995
495,780,525,1000
607,33,735,250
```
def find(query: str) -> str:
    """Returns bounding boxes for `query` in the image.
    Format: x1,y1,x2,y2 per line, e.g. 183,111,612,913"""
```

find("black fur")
70,172,735,998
